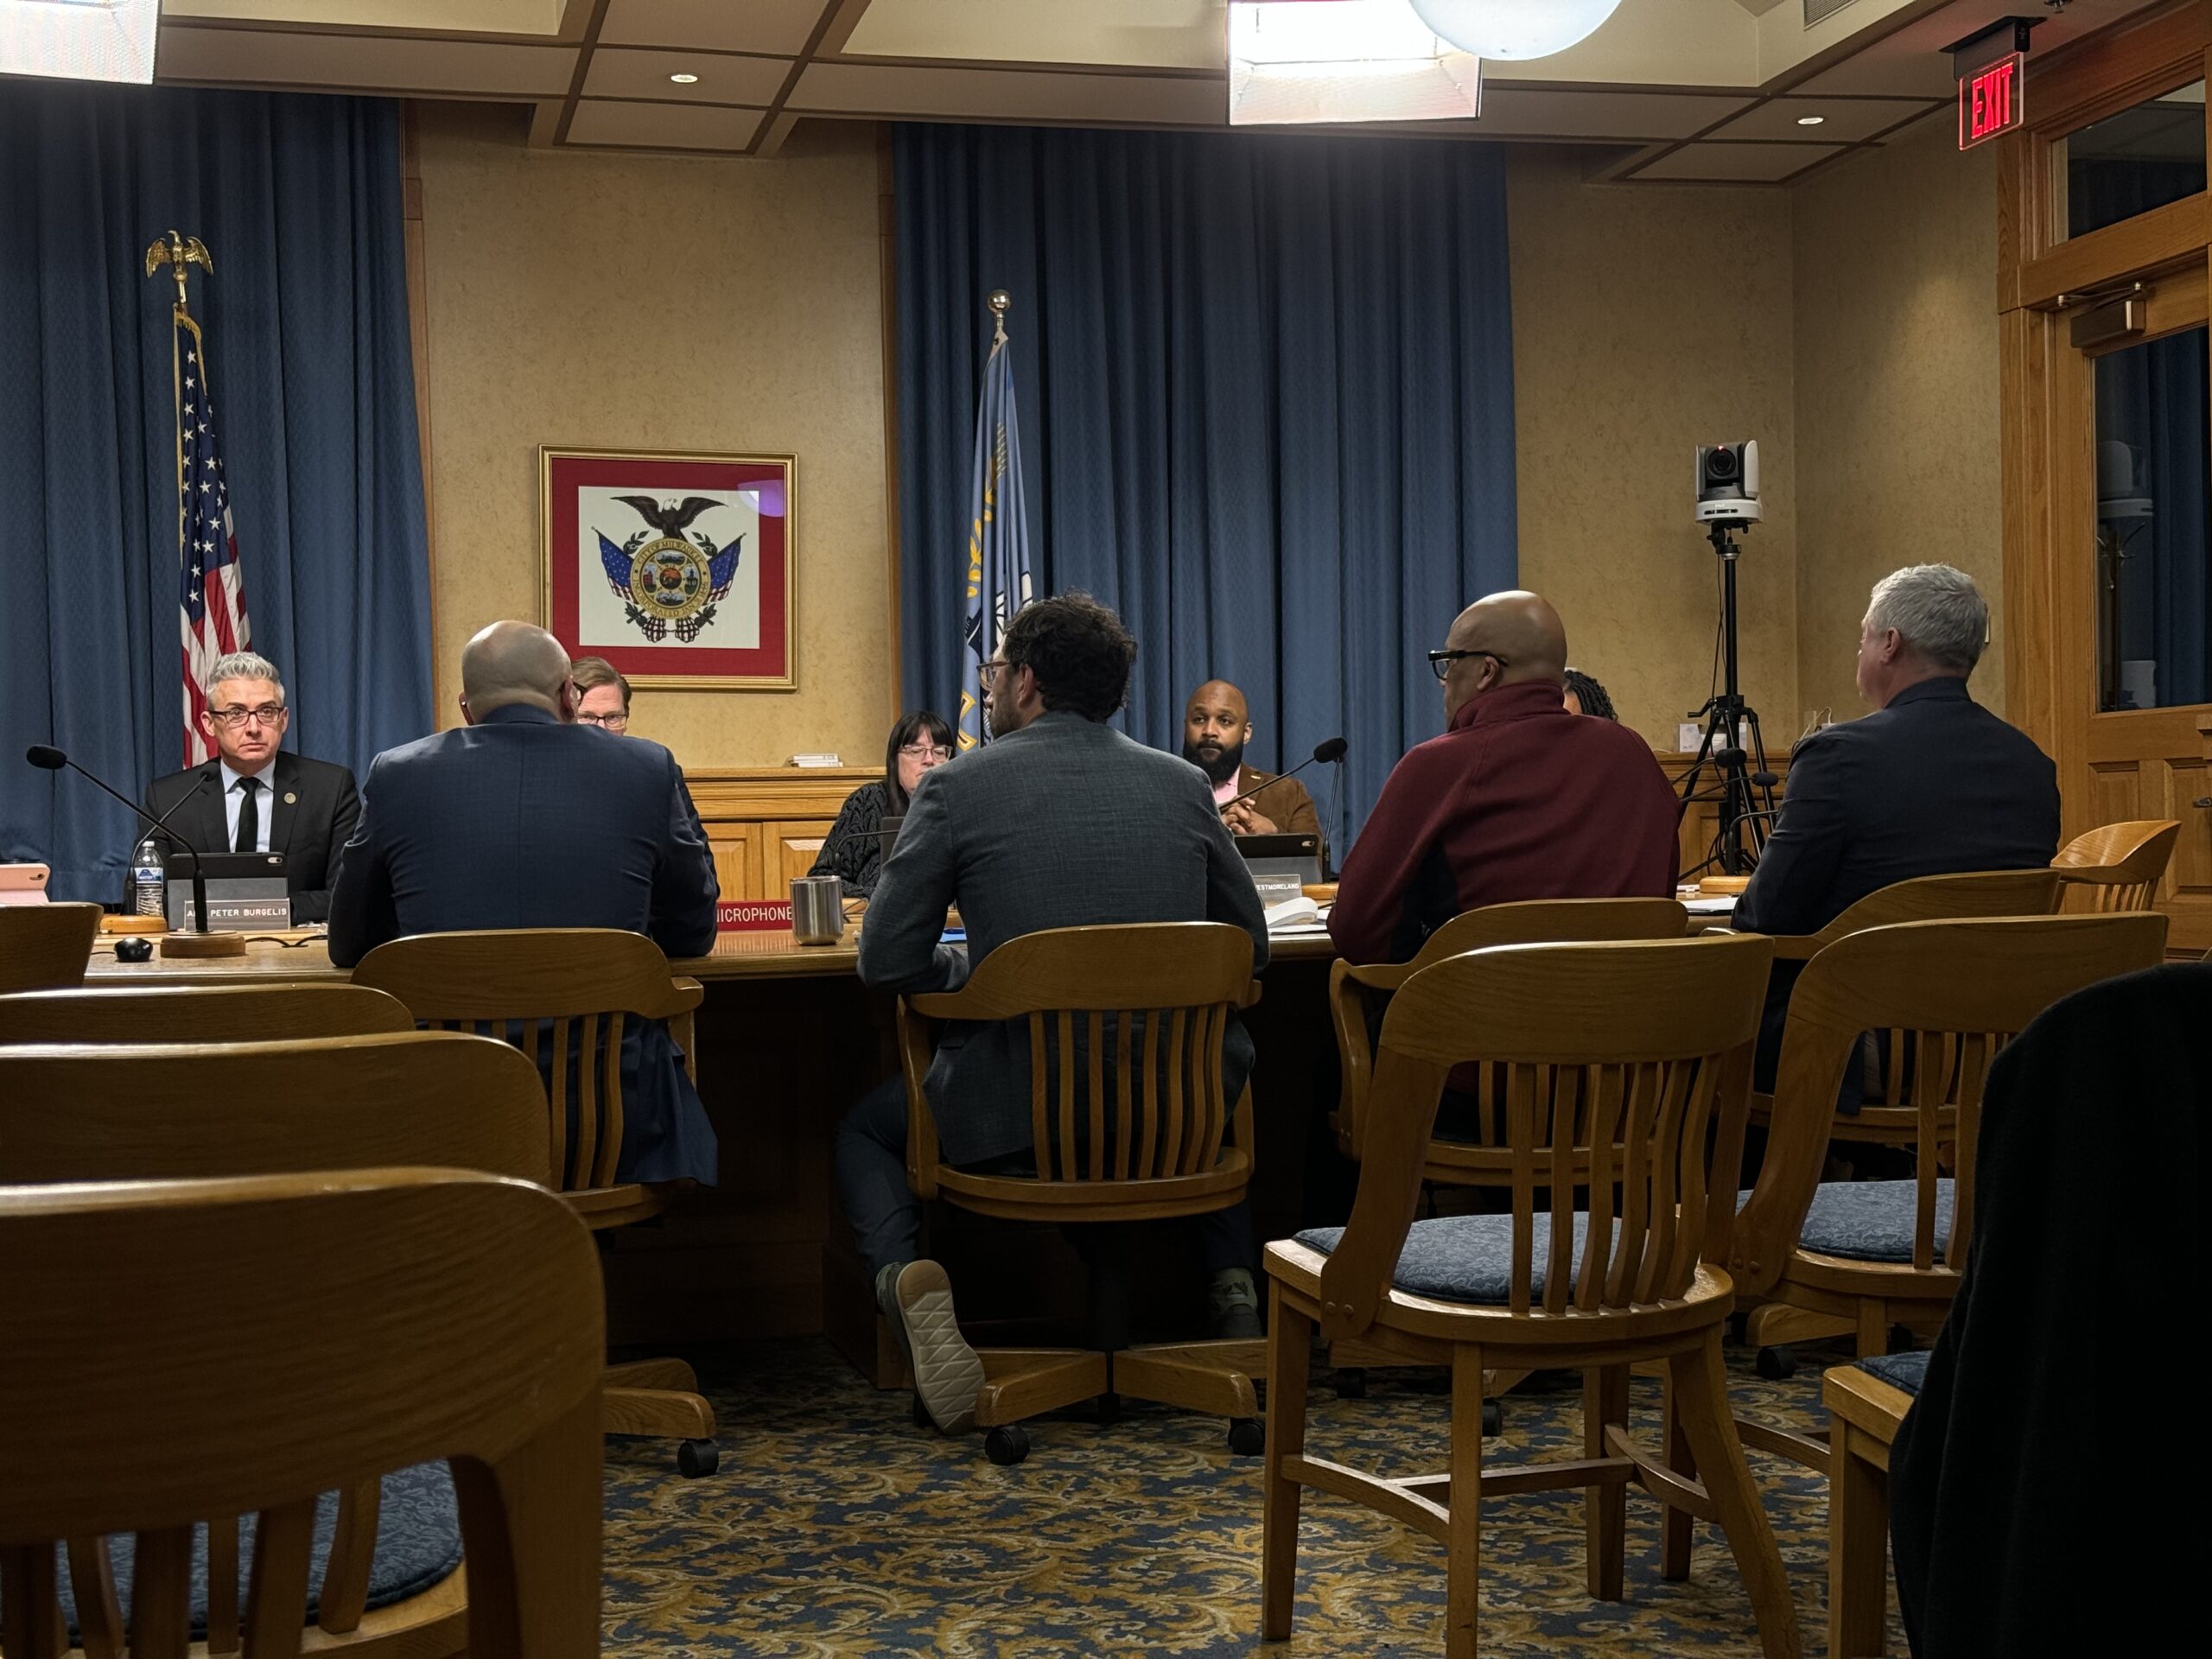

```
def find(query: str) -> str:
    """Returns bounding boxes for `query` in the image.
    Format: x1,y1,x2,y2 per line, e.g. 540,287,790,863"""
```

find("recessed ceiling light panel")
1228,0,1481,126
0,0,159,85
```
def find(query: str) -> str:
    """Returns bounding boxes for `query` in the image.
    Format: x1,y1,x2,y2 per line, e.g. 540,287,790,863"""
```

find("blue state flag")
957,315,1033,749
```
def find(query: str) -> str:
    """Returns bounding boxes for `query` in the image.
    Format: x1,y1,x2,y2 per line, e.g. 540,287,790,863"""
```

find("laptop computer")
1234,831,1325,886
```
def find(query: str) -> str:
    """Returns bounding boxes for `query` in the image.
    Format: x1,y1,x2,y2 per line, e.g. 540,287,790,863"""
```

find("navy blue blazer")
1735,677,2061,938
1735,677,2059,1096
327,705,720,1184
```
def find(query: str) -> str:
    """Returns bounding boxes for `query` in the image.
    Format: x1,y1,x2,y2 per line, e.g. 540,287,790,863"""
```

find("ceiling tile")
565,99,765,150
1710,96,1941,143
584,46,789,105
1478,87,1754,142
156,26,574,94
791,60,1224,124
599,0,823,57
1632,141,1848,182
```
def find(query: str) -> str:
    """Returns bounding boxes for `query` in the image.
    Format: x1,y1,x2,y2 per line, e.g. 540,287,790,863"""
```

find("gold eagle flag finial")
144,231,213,312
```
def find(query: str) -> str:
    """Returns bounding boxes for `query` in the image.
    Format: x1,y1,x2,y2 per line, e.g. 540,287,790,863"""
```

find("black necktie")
235,774,261,854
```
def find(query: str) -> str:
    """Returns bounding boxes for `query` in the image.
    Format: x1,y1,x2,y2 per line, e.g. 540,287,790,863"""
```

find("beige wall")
415,105,892,768
1791,118,2003,725
411,116,1996,766
1508,148,1800,752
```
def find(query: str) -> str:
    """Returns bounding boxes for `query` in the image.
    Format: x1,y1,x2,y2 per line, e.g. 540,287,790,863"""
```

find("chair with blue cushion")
1823,1352,1927,1659
0,1031,552,1657
1729,912,2168,1415
1262,933,1800,1659
0,1168,602,1659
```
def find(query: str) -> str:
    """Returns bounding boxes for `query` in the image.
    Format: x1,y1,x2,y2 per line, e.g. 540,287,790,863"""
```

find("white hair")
1866,564,1986,675
206,651,286,703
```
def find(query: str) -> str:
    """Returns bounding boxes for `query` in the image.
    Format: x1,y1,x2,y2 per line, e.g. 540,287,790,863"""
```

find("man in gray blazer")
328,620,719,1185
842,593,1269,1434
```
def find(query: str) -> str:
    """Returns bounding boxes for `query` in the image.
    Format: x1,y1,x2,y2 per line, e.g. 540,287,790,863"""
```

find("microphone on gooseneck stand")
24,746,216,932
1217,735,1349,817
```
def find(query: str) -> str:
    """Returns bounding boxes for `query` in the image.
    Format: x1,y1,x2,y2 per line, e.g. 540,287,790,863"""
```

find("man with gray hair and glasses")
143,650,360,923
1735,563,2059,1084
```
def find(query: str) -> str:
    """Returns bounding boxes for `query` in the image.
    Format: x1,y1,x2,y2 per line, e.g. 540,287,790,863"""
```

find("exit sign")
1960,52,2024,149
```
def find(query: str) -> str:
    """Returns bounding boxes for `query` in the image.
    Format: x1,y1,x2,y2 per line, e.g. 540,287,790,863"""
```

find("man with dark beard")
1181,679,1320,837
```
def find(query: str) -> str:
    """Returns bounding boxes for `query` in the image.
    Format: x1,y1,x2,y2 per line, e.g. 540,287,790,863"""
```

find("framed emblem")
539,447,795,690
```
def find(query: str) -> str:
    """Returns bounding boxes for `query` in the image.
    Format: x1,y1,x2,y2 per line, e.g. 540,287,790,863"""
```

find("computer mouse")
114,937,154,963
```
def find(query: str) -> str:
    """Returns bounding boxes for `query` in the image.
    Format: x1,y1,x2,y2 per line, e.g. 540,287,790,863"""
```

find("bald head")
1182,678,1254,786
461,620,574,721
1438,591,1568,721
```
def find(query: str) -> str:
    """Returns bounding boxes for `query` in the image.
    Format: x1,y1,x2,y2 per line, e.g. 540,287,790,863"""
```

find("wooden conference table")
83,922,1351,1377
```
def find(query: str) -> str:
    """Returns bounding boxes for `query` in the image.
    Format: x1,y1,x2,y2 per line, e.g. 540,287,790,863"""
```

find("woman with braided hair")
1562,666,1617,720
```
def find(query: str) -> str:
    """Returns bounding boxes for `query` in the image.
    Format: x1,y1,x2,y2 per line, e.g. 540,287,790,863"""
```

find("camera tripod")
1678,520,1778,880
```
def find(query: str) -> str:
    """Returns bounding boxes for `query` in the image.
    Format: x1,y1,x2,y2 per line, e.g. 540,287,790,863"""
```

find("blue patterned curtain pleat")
894,124,1517,850
0,84,432,899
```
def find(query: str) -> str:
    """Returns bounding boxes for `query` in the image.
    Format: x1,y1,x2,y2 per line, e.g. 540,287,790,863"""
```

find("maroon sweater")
1330,681,1682,963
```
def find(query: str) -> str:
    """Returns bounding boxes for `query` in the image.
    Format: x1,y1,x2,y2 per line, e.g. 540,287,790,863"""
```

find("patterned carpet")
601,1336,1903,1657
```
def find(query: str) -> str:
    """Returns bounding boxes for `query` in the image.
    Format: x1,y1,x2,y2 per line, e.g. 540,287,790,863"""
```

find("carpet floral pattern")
599,1338,1902,1657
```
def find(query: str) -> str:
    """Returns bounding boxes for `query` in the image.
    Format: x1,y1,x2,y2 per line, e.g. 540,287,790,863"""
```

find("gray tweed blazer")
856,710,1270,1166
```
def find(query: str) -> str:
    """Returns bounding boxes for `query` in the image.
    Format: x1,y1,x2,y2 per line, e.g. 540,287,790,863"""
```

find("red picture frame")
539,447,796,690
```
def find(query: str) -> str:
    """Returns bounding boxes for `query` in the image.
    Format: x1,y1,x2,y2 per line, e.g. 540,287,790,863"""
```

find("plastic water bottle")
131,837,166,919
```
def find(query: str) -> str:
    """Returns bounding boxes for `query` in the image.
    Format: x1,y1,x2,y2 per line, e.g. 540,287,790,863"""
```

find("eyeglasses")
207,703,286,728
577,712,630,730
978,660,1012,689
899,743,953,762
1427,649,1506,683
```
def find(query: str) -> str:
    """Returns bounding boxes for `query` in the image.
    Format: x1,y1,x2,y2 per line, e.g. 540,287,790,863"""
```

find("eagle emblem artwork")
542,448,795,690
597,494,744,643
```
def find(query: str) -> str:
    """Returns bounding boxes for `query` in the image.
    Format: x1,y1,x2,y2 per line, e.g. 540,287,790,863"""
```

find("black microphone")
1218,736,1348,817
25,746,215,932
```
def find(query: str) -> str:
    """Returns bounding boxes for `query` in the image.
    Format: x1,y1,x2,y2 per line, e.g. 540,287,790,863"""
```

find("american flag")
175,309,250,766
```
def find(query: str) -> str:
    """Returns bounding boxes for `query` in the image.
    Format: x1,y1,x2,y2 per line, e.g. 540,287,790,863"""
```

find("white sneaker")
891,1259,984,1434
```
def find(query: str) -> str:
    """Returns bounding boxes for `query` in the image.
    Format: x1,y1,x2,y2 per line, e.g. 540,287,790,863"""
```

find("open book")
1265,895,1329,933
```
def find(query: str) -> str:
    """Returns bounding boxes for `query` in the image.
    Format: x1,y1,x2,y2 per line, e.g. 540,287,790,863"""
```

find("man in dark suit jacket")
327,620,720,1185
143,652,359,924
840,594,1271,1434
1180,679,1321,838
1735,563,2061,1084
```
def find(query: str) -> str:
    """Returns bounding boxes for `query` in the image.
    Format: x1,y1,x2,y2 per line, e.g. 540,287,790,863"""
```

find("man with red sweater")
1329,591,1681,965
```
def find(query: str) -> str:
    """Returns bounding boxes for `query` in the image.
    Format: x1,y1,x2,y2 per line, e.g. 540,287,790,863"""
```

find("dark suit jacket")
143,751,359,924
1891,964,2208,1656
327,705,721,1184
858,712,1271,1167
1231,763,1320,838
1733,677,2060,938
1733,677,2060,1095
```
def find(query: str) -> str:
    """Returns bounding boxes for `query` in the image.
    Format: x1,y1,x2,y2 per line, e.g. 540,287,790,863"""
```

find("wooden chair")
1730,913,2169,1404
350,928,718,1478
0,1030,550,1659
1754,868,2064,963
1262,934,1800,1659
0,1168,602,1659
1824,1353,1925,1659
2052,818,2180,911
1327,897,1691,1162
0,901,100,994
0,982,412,1045
1325,898,1690,1402
897,922,1264,1465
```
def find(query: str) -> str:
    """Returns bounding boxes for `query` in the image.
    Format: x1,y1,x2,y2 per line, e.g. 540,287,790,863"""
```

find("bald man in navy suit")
329,620,720,1184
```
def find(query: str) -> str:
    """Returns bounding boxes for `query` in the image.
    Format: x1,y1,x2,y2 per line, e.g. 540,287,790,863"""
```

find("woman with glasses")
808,711,957,898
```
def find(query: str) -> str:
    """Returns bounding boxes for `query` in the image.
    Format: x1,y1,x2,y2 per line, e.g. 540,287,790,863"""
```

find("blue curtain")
0,84,432,900
895,124,1517,849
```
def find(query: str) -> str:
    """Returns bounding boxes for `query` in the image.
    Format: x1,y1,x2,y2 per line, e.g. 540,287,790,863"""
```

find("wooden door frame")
2000,0,2212,840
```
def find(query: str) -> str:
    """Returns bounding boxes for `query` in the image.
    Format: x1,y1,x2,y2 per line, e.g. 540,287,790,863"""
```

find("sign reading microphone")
1959,51,2023,149
719,899,794,932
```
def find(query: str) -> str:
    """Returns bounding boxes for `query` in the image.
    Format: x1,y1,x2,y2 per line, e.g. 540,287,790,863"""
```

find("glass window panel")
2094,325,2210,711
2063,80,2205,241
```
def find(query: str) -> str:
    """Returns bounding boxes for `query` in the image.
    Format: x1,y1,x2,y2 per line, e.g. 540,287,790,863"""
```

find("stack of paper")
787,753,844,768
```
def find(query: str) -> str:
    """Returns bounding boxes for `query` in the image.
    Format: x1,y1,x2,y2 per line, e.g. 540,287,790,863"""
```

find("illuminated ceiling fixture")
1228,0,1481,127
0,0,159,85
669,72,700,83
1407,0,1623,62
1796,114,1826,125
